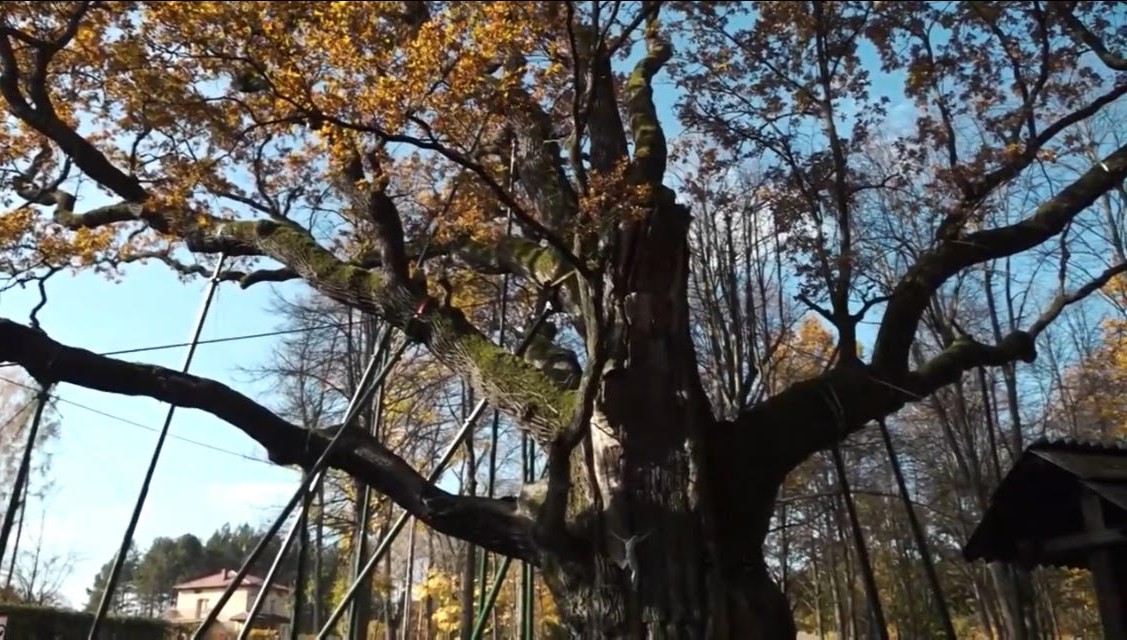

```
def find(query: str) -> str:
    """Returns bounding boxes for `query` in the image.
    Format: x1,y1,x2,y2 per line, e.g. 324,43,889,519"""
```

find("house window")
196,598,210,618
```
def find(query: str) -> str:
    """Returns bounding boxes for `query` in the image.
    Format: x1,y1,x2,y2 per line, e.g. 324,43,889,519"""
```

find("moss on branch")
34,197,579,441
625,30,673,185
427,307,578,440
458,234,571,285
248,221,578,439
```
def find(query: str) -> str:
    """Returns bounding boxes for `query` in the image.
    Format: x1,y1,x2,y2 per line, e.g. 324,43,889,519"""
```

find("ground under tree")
1,2,1126,638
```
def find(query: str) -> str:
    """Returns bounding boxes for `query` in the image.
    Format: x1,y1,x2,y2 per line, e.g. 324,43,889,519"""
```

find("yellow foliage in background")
763,316,838,393
1051,273,1127,438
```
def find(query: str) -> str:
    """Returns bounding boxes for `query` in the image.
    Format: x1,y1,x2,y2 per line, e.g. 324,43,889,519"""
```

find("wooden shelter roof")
963,438,1127,569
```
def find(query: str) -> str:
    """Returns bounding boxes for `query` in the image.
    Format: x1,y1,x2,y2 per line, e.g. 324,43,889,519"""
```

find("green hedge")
0,603,175,639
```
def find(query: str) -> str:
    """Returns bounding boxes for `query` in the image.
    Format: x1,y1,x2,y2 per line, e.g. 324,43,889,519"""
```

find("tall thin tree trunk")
811,550,825,639
972,574,998,640
459,384,478,640
424,532,435,640
401,523,418,640
825,502,847,640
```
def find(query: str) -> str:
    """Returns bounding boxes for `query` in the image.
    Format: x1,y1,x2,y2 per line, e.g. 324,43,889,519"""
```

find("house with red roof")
165,569,291,639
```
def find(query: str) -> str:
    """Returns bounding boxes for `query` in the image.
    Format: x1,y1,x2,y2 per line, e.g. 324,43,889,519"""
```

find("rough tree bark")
2,3,1127,639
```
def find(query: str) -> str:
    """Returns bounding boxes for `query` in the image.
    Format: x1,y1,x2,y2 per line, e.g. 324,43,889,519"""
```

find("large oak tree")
1,2,1125,637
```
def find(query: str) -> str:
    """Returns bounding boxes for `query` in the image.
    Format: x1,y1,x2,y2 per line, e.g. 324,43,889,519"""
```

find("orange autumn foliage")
0,1,630,282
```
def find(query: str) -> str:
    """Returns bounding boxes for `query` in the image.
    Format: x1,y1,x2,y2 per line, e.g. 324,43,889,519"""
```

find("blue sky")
0,9,925,609
2,263,308,607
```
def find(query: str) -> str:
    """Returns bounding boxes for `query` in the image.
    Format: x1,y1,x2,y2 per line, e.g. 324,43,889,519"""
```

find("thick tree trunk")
537,388,795,638
528,199,797,638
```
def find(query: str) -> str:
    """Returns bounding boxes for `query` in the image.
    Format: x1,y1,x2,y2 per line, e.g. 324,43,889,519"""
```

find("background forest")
0,1,1125,638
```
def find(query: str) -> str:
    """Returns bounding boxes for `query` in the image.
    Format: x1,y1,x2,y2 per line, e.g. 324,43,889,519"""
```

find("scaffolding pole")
192,327,404,640
89,256,226,639
316,305,555,639
347,317,389,639
0,388,50,578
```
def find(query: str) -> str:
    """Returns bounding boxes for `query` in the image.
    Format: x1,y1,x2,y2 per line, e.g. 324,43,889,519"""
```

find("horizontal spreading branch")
12,164,577,445
731,328,1037,477
146,232,579,295
872,140,1127,380
1027,261,1127,337
0,318,537,561
737,147,1127,475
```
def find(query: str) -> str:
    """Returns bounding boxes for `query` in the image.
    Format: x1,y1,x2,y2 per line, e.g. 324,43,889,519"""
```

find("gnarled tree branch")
0,318,536,561
872,140,1127,380
3,53,579,443
342,145,411,283
733,142,1127,475
732,328,1037,478
1053,4,1127,72
1027,261,1127,338
739,265,1127,474
0,26,146,202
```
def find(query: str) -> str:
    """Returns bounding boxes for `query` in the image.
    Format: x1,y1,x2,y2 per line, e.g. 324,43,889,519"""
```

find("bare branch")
1053,4,1127,71
851,295,891,322
1027,261,1127,337
872,140,1127,380
0,28,146,202
795,293,834,323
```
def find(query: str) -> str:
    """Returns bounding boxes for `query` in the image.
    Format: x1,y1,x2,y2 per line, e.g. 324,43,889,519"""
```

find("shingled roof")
172,568,290,592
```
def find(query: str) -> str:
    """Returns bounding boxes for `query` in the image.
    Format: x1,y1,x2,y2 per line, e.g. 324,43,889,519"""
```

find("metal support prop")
830,444,889,640
89,256,226,639
237,488,309,640
288,471,313,640
470,556,513,640
478,140,516,619
2,471,28,591
192,327,404,639
316,306,555,639
521,436,536,639
347,319,389,639
0,389,50,576
399,518,418,640
877,417,956,639
319,397,491,639
467,461,550,637
313,476,325,630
